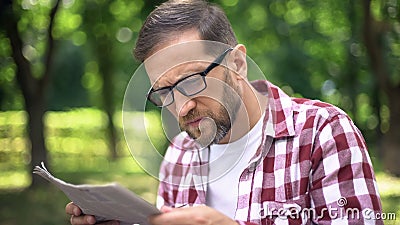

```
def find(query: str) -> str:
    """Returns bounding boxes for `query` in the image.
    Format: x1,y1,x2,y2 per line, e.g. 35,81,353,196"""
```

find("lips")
185,117,203,127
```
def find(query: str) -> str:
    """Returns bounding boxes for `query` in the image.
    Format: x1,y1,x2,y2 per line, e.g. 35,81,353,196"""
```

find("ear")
230,44,247,81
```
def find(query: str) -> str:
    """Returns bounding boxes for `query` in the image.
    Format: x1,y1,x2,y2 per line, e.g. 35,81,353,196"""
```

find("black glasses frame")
147,48,233,107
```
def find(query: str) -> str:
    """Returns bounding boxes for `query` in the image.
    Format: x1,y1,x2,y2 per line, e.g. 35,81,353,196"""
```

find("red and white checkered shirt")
156,80,383,225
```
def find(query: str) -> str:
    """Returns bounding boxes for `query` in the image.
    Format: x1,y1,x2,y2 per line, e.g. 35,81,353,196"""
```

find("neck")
218,83,267,144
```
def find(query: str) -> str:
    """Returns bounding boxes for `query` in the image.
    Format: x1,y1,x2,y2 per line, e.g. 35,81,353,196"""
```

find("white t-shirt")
206,114,264,219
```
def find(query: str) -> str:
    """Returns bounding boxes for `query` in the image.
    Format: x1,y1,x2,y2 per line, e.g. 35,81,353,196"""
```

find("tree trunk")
382,87,400,176
362,0,400,176
343,0,359,122
1,0,60,187
81,0,118,160
26,93,48,187
98,42,118,160
105,108,118,160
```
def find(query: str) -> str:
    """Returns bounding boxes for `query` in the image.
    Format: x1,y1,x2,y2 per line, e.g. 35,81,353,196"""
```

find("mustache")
180,109,212,123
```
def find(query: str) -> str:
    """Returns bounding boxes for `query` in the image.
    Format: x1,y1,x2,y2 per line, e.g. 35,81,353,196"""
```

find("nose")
174,90,196,117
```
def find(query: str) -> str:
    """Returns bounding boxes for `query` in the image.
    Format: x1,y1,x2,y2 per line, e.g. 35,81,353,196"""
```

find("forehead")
144,41,226,84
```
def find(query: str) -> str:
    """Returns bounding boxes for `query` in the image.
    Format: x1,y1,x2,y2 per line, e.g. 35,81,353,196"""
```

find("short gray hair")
133,0,238,62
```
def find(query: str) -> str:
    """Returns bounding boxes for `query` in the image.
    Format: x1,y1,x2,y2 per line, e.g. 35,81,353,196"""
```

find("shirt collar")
250,80,296,138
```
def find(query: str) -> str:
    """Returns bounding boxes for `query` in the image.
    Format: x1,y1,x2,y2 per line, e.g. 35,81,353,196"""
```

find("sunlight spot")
116,27,132,43
72,31,87,46
22,45,38,62
321,79,336,96
62,0,75,8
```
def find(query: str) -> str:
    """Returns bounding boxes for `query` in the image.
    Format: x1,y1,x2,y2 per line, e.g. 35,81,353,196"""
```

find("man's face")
144,37,243,146
177,69,241,146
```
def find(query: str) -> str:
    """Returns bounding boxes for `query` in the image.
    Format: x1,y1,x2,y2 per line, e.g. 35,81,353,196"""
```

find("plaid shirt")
156,80,383,225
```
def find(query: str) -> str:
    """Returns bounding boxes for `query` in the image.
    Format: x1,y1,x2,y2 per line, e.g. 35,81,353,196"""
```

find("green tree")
78,0,152,158
215,0,400,175
0,0,61,187
362,0,400,175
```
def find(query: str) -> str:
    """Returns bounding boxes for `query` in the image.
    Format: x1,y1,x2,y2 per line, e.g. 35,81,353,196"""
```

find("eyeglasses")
147,48,233,107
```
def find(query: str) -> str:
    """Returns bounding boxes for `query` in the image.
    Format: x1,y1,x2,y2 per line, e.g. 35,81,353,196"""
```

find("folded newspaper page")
33,162,160,225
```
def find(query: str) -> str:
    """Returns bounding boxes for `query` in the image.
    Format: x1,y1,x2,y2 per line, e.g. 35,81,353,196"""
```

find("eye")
149,87,173,107
157,88,171,96
176,74,205,96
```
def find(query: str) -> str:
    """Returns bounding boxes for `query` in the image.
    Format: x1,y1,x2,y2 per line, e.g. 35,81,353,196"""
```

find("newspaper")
33,162,160,225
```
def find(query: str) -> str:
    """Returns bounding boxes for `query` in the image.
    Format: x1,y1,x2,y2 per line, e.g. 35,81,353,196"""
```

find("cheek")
199,81,225,103
165,104,178,118
193,97,222,110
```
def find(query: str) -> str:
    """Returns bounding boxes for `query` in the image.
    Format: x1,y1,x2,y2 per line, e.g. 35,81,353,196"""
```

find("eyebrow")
152,62,208,91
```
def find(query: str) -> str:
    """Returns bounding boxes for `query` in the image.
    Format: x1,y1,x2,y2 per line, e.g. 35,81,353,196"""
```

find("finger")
66,202,82,216
70,215,96,225
160,205,173,213
149,208,194,225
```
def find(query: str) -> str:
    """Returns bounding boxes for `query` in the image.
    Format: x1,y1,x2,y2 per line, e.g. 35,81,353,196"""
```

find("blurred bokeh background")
0,0,399,224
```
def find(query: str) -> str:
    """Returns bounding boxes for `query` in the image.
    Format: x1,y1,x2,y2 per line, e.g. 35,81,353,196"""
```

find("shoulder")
292,97,353,130
293,98,346,118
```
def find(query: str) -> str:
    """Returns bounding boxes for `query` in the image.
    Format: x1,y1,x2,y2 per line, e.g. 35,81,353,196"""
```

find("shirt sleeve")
309,113,383,224
156,162,169,209
156,145,175,209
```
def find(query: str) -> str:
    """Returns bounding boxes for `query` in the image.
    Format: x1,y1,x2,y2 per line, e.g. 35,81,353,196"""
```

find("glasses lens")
147,48,232,107
176,74,206,96
149,89,174,107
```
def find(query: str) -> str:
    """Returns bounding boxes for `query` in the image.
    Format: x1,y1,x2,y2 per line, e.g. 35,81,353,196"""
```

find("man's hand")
149,205,239,225
65,202,119,225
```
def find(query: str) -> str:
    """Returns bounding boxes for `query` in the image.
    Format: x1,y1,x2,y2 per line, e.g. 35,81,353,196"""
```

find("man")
66,0,383,224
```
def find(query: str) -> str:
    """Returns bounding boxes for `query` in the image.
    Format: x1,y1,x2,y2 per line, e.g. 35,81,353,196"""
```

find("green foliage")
0,0,144,111
375,172,400,225
0,108,166,189
0,34,22,110
47,41,89,110
211,0,400,152
0,109,162,225
0,111,29,184
0,0,398,134
0,173,158,225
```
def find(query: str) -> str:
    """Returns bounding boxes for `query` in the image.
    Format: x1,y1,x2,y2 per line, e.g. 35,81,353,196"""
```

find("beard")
178,72,241,147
